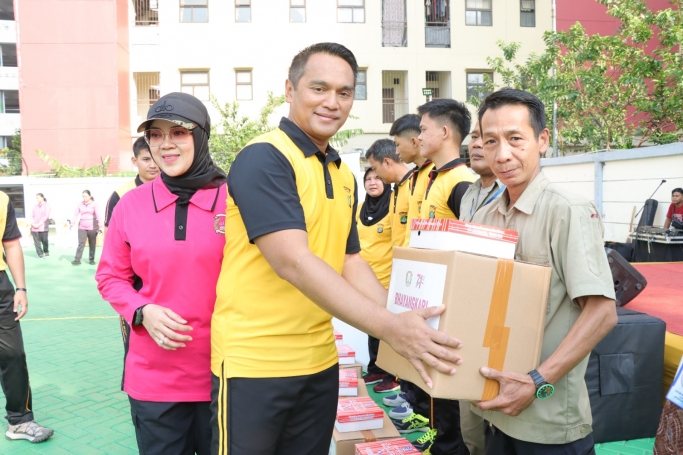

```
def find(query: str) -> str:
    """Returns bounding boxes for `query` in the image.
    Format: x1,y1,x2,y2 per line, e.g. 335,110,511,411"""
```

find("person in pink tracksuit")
70,190,103,265
30,193,51,258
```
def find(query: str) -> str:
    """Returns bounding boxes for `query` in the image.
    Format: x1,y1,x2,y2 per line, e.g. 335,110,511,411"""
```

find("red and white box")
355,438,421,455
409,218,518,259
334,329,343,345
335,397,384,433
337,344,355,365
339,369,358,396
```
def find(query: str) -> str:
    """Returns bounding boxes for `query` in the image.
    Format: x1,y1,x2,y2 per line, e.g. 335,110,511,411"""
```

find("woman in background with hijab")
31,193,51,258
355,168,396,389
96,92,226,455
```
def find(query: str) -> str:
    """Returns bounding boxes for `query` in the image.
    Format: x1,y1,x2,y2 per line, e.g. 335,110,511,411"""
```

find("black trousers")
31,231,48,256
484,423,595,455
367,335,389,376
0,271,34,425
401,380,466,455
211,364,338,455
129,397,211,455
75,229,97,262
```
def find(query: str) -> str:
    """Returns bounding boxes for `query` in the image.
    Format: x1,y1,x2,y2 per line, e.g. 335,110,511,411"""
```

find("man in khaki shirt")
471,88,617,454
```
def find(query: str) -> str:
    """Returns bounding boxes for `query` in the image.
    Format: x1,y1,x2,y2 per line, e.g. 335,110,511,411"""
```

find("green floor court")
0,246,656,454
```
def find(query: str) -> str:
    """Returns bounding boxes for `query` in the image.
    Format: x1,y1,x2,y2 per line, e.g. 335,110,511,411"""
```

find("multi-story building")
129,0,550,157
0,0,19,149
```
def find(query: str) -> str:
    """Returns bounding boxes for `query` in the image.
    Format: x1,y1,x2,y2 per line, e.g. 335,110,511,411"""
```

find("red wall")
557,0,672,34
16,0,130,174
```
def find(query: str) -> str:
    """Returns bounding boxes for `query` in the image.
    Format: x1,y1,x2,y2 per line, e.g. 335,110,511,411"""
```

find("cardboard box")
376,247,551,401
340,362,363,380
338,344,356,365
409,218,518,259
339,369,358,396
334,329,343,345
335,397,384,432
329,413,401,455
355,438,420,455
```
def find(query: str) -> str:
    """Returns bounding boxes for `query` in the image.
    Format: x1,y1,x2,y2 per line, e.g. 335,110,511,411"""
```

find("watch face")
537,384,554,400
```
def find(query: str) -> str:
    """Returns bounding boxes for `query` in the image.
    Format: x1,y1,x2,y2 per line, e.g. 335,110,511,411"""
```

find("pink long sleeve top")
31,202,51,232
72,200,102,230
96,178,226,402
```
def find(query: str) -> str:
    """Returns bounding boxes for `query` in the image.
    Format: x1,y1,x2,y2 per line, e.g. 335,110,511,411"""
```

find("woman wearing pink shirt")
71,190,102,265
31,193,51,258
96,92,226,455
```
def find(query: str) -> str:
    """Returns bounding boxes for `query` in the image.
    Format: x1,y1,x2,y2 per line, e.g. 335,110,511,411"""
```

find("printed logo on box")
388,259,448,330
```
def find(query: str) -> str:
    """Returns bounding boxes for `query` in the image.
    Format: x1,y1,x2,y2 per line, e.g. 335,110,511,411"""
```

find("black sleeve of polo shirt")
345,178,361,254
104,191,120,227
2,201,22,242
448,181,473,219
228,143,306,242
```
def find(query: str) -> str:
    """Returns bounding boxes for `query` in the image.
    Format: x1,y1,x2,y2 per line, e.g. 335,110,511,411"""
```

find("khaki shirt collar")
497,170,549,216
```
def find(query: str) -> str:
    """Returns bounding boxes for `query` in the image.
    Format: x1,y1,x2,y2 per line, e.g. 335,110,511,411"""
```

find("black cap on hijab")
137,92,226,204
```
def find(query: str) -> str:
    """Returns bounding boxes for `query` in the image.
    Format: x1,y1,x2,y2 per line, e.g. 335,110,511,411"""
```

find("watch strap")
133,305,148,326
528,369,546,388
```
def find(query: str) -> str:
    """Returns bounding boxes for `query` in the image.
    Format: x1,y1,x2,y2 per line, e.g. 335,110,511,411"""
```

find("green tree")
468,0,683,154
0,129,23,175
209,92,285,171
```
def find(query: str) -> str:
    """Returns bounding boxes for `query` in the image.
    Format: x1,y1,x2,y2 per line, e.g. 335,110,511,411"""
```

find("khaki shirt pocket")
515,253,550,266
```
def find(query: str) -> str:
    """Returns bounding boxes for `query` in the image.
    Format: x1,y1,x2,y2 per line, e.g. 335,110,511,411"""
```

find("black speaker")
637,199,658,227
605,248,647,306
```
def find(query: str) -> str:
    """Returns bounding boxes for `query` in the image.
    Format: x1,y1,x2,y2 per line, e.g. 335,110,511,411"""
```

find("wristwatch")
529,369,554,400
133,305,148,326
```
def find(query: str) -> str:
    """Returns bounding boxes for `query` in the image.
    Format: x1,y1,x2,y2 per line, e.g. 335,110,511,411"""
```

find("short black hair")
673,188,683,196
133,136,150,158
389,114,421,137
478,88,546,137
417,99,471,144
365,139,400,163
289,42,358,90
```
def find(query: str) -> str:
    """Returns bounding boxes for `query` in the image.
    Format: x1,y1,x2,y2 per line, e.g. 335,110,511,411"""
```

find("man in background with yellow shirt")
210,43,463,455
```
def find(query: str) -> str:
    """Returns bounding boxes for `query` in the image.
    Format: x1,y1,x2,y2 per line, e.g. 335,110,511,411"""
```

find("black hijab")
360,169,391,226
137,92,226,205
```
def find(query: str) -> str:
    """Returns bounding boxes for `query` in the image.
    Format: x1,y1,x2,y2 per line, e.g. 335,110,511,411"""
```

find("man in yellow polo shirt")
210,42,462,455
365,139,412,247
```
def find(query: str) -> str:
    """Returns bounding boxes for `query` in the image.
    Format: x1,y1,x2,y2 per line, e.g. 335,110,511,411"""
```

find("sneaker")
38,255,45,259
363,373,386,385
71,260,81,265
6,421,54,443
383,392,408,407
394,413,430,434
389,402,413,420
373,377,400,393
44,252,49,257
413,428,437,453
88,260,96,265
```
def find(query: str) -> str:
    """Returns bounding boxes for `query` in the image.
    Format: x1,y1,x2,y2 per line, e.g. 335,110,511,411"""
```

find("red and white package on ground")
335,397,384,433
355,437,421,455
337,344,356,365
339,369,358,396
334,329,343,345
409,218,518,259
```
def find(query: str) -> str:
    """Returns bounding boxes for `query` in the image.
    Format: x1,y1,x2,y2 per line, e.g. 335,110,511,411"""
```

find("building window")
236,70,253,100
133,0,159,26
338,0,364,23
290,0,305,22
0,44,17,67
180,0,208,23
465,0,492,26
382,0,407,47
382,71,408,124
466,72,493,102
0,0,14,21
425,71,451,100
180,71,210,100
355,70,367,100
236,0,251,22
425,0,450,48
0,90,19,114
520,0,535,27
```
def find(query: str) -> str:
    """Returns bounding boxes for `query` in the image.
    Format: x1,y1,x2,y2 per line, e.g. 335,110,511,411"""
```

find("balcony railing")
382,21,407,47
134,0,159,26
382,100,409,124
425,22,450,48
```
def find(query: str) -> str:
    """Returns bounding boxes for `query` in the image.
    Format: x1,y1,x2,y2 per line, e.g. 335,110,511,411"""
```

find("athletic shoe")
38,255,45,259
71,260,81,265
363,373,386,385
44,252,49,257
89,260,96,265
413,428,437,454
373,377,400,393
394,413,430,434
6,421,54,443
389,402,413,420
383,392,408,407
